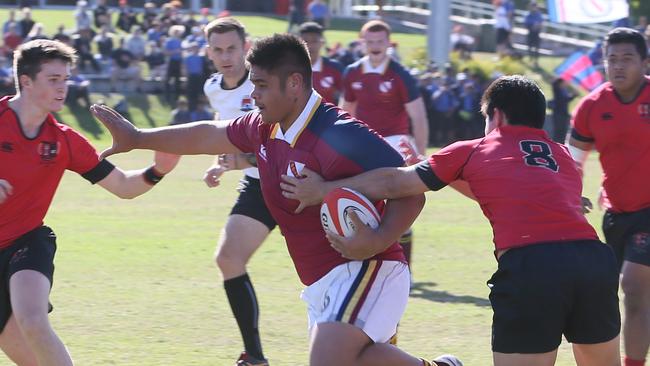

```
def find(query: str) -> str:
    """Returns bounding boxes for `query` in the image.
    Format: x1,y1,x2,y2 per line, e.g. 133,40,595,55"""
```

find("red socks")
624,356,646,366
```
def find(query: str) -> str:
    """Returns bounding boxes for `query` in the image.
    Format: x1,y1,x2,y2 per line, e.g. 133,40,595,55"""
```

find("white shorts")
300,260,410,343
383,134,416,160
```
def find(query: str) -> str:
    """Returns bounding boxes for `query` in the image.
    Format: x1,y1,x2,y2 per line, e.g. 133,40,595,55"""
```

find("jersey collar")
361,56,390,74
271,90,322,147
312,57,323,72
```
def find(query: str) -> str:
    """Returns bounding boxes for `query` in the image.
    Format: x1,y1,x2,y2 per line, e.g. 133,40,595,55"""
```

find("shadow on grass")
410,281,491,307
128,93,157,127
55,103,104,140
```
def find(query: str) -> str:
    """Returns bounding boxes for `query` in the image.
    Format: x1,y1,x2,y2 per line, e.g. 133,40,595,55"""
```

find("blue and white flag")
548,0,629,24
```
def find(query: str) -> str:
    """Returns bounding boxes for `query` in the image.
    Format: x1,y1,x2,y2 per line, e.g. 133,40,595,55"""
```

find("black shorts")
230,175,277,231
0,226,57,332
603,206,650,271
488,240,620,354
496,28,510,45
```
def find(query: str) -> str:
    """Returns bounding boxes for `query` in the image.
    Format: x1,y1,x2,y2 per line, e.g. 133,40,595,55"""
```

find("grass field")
1,8,615,366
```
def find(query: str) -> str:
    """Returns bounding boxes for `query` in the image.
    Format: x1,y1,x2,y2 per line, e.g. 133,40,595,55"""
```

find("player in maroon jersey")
298,21,344,104
92,33,461,366
340,19,429,271
567,27,650,366
281,75,621,366
0,40,178,365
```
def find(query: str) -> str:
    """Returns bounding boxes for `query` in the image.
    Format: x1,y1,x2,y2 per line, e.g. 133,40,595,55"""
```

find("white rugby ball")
320,187,381,237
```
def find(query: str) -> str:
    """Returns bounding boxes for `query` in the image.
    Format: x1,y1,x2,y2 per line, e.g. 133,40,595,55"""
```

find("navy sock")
224,273,264,360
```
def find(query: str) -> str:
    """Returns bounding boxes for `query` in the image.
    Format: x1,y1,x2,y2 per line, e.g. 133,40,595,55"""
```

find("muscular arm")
404,97,429,154
566,136,593,175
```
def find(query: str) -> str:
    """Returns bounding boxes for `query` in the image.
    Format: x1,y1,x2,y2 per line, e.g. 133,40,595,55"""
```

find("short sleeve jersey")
342,56,420,137
571,78,650,213
226,91,406,285
312,56,344,105
0,96,114,248
204,71,259,179
416,125,598,250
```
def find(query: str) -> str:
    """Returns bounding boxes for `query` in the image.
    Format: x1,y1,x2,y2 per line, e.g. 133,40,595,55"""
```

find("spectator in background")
524,2,543,67
550,77,575,143
189,97,212,122
74,0,92,32
66,67,91,107
164,24,185,101
147,21,165,45
25,22,48,41
170,97,191,125
18,7,35,39
0,64,14,96
493,0,513,57
307,0,330,28
142,2,158,29
73,27,100,73
287,0,305,33
111,37,142,92
3,23,23,60
183,42,206,111
145,41,167,82
2,10,15,35
197,7,211,27
183,26,206,50
125,25,147,60
93,0,109,29
116,0,138,33
450,24,474,60
635,16,648,33
94,25,114,64
52,24,71,45
431,77,460,145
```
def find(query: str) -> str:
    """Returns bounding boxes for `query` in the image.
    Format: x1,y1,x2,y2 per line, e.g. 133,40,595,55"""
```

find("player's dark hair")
246,33,312,90
299,21,324,36
204,16,246,43
480,75,546,129
14,39,77,91
603,27,648,59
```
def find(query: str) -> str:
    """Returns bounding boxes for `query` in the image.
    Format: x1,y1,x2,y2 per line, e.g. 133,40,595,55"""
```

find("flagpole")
428,0,451,68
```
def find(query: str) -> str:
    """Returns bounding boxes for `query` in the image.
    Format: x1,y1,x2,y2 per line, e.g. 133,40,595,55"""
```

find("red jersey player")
340,20,428,270
567,27,650,366
0,40,178,365
282,75,621,366
92,33,461,366
298,22,344,105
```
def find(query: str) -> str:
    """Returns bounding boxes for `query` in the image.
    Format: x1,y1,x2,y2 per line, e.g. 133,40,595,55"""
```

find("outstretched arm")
91,104,241,159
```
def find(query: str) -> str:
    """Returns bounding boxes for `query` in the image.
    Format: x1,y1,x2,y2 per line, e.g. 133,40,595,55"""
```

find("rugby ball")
320,188,381,237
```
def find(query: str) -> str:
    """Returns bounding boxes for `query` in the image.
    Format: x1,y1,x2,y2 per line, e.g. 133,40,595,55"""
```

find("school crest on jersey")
258,144,267,162
320,76,334,89
378,80,393,93
38,141,59,162
240,95,254,112
286,160,306,178
638,103,650,119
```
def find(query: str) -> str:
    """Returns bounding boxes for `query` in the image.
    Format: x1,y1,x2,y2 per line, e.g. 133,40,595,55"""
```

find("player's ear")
244,39,251,52
18,74,32,89
288,72,303,91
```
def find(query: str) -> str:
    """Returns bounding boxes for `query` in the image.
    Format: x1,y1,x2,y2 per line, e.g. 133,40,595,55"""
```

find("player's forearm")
566,136,593,177
135,121,235,155
320,167,409,202
372,194,425,251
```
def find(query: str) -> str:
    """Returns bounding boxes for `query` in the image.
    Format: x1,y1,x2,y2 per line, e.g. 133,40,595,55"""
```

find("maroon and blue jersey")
0,96,114,249
227,91,406,285
342,56,420,137
313,56,344,105
415,125,598,251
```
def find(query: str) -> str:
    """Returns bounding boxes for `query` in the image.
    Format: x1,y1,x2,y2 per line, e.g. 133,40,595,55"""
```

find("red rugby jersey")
571,78,650,213
342,57,420,137
416,125,598,251
312,56,344,105
0,96,113,248
227,91,406,285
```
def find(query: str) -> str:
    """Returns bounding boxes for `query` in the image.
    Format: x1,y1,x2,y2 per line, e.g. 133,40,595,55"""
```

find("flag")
555,51,604,91
547,0,629,24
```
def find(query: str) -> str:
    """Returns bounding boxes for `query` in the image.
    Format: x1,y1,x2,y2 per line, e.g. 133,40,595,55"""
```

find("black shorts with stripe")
230,175,277,231
488,240,620,353
0,226,57,332
603,206,650,270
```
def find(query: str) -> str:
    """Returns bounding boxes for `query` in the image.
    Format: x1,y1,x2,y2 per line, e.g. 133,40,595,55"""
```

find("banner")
547,0,629,24
555,51,604,91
